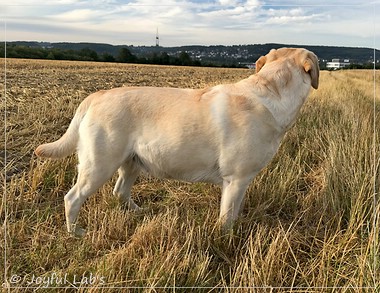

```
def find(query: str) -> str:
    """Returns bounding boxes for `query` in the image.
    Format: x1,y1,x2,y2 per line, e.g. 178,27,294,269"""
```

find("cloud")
52,9,103,22
196,0,263,30
2,0,379,48
266,7,324,25
218,0,238,6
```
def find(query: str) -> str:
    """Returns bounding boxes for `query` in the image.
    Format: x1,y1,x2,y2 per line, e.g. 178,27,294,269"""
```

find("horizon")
1,1,379,50
6,40,380,51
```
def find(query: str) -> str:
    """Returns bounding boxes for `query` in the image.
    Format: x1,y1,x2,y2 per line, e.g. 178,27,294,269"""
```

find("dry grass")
1,59,379,292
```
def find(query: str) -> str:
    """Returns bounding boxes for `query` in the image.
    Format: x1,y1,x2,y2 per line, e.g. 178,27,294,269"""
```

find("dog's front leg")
219,175,254,229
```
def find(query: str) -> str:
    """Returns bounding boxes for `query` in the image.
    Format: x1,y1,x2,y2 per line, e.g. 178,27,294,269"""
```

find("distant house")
326,58,351,70
238,62,256,69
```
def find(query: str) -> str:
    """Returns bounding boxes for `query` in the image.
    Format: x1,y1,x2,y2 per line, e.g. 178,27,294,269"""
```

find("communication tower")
156,28,160,47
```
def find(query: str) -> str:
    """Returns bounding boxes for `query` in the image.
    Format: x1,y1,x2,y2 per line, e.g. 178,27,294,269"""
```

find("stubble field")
1,58,379,292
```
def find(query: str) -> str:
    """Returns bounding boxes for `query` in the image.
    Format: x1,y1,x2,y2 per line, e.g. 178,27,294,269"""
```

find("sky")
1,0,379,49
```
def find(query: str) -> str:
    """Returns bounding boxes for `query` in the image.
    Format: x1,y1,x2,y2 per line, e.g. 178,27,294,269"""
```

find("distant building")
238,62,256,69
326,58,351,70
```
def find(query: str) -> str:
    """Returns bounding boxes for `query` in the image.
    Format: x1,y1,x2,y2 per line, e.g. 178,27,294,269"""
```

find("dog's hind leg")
64,156,120,237
113,160,141,210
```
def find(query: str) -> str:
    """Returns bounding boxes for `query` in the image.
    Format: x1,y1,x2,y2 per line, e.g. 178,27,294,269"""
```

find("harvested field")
1,58,379,291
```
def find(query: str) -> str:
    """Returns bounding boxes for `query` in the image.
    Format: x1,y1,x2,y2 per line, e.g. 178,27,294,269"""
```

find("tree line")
0,44,241,67
3,43,377,69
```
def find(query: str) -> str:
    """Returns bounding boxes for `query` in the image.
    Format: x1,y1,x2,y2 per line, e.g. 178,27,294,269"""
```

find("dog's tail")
35,97,91,159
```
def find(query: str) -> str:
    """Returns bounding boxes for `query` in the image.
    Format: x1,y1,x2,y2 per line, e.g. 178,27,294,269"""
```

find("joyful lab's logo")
5,272,106,288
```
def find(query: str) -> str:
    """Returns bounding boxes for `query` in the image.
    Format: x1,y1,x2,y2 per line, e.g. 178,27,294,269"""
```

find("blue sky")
1,0,379,48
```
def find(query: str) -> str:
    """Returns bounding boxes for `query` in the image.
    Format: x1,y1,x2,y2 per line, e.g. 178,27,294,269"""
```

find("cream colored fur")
35,48,319,236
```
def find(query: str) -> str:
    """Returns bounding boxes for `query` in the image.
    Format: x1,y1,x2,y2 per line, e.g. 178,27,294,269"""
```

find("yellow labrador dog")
35,48,319,236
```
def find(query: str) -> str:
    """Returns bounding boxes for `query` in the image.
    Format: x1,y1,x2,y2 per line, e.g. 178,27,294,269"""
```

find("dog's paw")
120,199,142,211
69,226,86,238
129,201,142,211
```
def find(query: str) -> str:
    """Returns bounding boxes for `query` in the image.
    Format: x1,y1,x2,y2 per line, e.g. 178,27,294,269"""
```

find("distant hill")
4,41,379,67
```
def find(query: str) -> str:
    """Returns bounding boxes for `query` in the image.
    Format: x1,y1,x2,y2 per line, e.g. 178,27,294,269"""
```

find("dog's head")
255,48,320,89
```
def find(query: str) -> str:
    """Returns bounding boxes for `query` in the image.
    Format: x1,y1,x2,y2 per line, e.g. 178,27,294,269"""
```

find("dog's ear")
303,53,320,89
255,56,267,73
